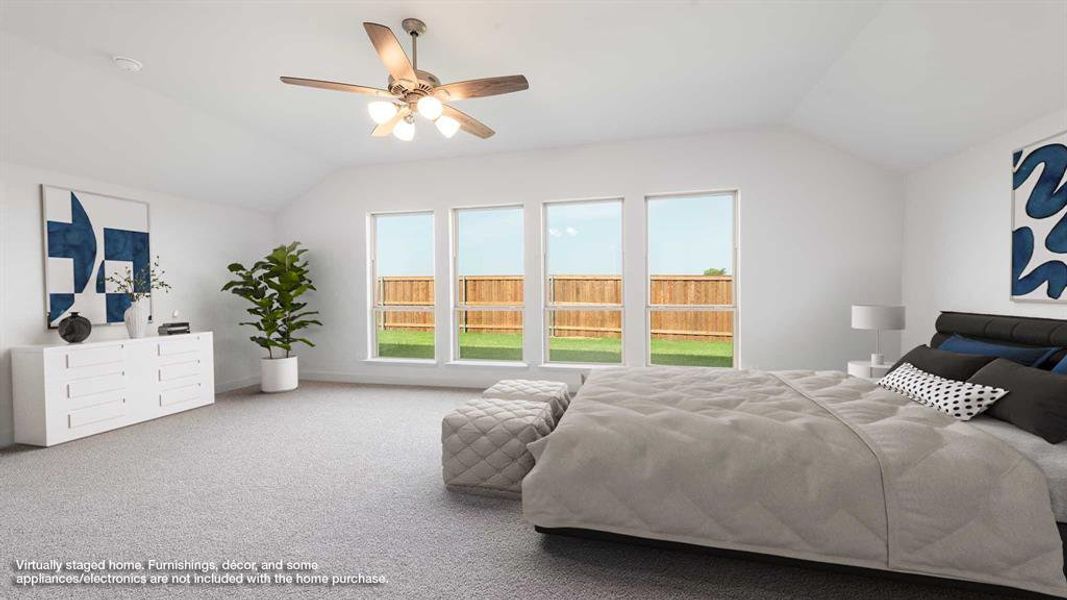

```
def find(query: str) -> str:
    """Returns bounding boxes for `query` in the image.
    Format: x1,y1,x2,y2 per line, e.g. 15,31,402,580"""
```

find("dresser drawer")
157,337,201,358
68,399,127,429
66,372,126,399
65,345,125,369
158,360,202,382
159,382,204,407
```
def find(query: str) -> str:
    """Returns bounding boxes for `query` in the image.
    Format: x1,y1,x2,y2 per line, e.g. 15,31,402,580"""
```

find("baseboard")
215,377,259,393
300,370,485,390
213,372,479,394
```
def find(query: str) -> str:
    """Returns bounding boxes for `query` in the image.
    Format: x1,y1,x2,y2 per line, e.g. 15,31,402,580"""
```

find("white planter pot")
261,356,298,393
123,299,151,339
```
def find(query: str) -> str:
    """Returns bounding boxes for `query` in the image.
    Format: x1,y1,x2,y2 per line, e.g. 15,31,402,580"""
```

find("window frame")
541,197,626,366
450,204,526,363
644,190,739,368
367,210,437,362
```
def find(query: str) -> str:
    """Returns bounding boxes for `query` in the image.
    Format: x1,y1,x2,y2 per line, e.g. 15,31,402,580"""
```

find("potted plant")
222,241,321,392
106,256,171,339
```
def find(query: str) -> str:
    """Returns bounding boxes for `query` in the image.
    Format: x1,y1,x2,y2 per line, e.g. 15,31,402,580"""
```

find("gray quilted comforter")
522,368,1067,597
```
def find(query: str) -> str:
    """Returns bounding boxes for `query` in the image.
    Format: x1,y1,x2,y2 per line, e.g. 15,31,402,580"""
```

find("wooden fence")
377,275,734,342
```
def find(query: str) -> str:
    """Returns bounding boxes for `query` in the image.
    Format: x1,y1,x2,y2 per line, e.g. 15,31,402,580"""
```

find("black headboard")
932,311,1067,366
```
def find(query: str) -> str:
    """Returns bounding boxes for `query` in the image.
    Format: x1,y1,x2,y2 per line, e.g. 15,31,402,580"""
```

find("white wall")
902,109,1067,349
0,162,276,446
276,127,904,389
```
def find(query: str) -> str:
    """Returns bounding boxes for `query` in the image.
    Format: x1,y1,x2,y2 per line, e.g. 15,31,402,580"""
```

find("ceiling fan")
281,18,529,141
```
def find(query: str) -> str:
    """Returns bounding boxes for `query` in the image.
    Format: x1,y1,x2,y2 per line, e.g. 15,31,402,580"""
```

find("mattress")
523,367,1067,598
970,415,1067,522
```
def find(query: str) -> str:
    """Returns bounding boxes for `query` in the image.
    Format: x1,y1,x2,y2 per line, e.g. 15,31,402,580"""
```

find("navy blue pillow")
1053,355,1067,375
938,334,1061,368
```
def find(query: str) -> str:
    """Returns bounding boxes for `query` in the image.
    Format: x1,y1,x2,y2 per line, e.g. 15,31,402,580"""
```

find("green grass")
459,332,523,361
375,329,733,367
548,335,622,364
376,329,437,359
649,338,733,367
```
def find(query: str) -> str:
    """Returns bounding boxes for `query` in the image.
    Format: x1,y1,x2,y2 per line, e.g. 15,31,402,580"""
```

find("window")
370,212,435,360
647,193,736,367
544,199,623,364
453,206,524,361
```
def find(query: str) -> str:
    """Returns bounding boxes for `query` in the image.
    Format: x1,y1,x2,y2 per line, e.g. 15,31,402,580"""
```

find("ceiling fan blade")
434,75,528,101
371,107,411,137
280,76,397,98
363,22,418,89
442,105,494,139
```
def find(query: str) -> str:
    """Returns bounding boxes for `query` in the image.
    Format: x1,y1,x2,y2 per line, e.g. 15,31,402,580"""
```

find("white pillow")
878,363,1008,421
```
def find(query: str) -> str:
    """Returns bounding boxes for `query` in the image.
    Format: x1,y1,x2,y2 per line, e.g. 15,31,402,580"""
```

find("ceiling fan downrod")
402,18,427,71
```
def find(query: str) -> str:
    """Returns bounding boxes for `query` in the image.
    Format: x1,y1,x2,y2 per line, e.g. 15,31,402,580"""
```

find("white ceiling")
0,1,1064,210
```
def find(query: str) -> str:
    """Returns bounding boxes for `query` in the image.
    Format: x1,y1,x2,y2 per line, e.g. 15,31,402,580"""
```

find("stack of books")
157,322,191,336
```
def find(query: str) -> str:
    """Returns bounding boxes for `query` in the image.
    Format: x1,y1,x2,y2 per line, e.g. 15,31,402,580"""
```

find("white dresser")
12,332,214,446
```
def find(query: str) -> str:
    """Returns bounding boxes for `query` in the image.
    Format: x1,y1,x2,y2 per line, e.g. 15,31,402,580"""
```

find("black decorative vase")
58,311,92,343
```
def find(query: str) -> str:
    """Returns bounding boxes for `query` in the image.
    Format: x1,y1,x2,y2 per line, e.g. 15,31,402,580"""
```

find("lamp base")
870,353,886,367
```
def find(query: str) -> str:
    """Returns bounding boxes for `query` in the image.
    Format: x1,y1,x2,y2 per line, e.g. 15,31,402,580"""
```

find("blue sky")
375,213,434,276
457,207,524,275
374,194,734,276
648,194,733,275
545,201,622,274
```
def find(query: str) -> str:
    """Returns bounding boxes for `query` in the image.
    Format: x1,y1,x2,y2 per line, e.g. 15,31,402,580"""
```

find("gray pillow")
968,359,1067,444
888,345,996,381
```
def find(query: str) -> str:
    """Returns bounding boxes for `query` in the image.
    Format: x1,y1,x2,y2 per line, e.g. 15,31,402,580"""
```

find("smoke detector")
112,56,143,72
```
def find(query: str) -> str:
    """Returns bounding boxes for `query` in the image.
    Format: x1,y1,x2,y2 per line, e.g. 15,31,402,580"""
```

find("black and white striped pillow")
878,363,1007,420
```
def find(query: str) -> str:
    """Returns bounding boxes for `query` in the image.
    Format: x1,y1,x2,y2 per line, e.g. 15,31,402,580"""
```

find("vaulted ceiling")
1,1,1064,210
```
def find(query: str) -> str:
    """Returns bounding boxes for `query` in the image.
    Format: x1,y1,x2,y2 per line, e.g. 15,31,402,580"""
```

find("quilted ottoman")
482,379,571,421
442,398,554,499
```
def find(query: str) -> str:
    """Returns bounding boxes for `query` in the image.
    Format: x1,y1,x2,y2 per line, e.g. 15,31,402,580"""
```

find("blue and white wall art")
43,185,151,326
1012,130,1067,303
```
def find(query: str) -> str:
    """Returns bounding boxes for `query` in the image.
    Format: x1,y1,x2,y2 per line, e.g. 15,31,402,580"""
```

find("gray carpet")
0,382,1014,599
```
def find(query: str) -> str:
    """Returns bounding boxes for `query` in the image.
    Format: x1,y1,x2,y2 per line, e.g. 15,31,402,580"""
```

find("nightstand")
847,360,892,381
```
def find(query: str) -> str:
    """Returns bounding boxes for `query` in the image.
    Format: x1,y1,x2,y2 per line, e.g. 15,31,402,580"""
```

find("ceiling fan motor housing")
389,70,441,106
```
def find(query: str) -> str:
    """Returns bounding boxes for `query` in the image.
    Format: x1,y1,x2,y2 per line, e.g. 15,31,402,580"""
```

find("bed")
523,311,1067,598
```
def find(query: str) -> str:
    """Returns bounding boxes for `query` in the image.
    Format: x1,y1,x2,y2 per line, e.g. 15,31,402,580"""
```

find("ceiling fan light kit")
435,115,460,138
281,17,528,142
416,96,443,120
392,118,416,141
368,101,399,125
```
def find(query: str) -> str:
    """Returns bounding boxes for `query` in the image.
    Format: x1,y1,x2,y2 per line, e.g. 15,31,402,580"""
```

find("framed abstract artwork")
42,185,151,326
1011,130,1067,303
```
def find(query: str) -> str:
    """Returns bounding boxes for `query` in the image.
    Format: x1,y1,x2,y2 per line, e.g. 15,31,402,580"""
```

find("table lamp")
851,305,905,366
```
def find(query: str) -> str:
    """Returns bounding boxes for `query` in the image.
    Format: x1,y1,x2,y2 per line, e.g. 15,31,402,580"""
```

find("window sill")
539,362,623,370
646,363,735,370
362,357,438,367
446,360,529,368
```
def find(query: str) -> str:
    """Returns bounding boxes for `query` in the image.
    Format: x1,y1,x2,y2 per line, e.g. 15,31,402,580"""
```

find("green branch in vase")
104,256,172,303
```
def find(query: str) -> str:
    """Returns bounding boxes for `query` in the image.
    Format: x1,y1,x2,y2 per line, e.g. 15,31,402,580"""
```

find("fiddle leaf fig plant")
222,241,321,359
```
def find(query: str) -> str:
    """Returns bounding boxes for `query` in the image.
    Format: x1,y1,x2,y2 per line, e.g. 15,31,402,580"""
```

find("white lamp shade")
417,96,443,120
392,119,415,141
435,115,460,138
851,305,905,330
367,101,398,125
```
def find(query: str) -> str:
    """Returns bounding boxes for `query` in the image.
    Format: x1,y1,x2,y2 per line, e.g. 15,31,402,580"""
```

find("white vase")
261,356,298,393
123,299,151,339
